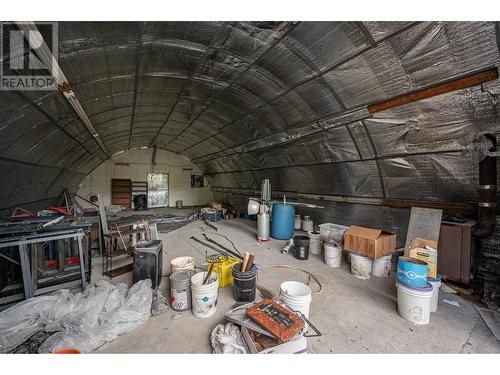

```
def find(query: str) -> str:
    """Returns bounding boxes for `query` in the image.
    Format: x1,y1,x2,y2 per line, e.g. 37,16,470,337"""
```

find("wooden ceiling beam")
367,67,499,113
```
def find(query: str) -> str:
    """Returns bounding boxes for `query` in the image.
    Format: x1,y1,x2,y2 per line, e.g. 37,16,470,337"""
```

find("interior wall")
77,148,213,209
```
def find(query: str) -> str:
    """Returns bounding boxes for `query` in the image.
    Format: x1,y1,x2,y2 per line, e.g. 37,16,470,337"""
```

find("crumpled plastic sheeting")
0,279,152,354
210,322,247,354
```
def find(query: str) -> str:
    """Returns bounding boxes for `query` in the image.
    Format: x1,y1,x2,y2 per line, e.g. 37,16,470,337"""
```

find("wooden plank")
105,247,134,258
367,67,499,113
106,228,145,238
98,192,109,234
75,193,99,208
104,263,133,278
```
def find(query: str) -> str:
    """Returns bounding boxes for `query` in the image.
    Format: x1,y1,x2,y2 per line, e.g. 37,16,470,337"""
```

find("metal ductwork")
474,134,497,239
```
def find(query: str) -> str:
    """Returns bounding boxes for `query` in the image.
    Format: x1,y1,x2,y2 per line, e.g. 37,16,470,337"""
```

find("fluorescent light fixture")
16,22,67,85
17,21,110,158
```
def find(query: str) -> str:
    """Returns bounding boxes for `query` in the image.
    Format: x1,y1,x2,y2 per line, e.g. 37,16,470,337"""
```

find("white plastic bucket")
308,231,322,255
350,253,373,280
280,281,312,328
396,282,433,325
372,254,392,277
191,272,219,319
324,242,342,267
427,276,442,313
171,256,195,272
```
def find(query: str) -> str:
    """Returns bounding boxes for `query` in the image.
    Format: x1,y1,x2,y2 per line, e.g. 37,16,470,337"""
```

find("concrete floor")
93,218,500,354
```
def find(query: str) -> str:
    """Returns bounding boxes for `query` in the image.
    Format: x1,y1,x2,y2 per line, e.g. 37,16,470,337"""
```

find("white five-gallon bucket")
427,275,442,313
191,272,219,319
396,281,433,325
308,231,322,255
372,254,392,277
171,256,195,272
324,242,342,267
280,281,312,328
350,253,373,279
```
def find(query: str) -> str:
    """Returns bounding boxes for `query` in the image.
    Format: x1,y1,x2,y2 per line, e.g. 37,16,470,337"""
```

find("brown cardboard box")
211,202,222,211
343,225,396,259
410,237,438,278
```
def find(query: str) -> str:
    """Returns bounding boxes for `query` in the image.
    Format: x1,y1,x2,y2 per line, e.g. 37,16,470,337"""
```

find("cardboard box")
241,326,307,354
210,202,222,211
410,238,438,278
343,225,396,259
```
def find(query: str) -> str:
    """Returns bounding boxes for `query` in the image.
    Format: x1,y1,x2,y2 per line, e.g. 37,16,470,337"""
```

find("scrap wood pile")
0,279,153,354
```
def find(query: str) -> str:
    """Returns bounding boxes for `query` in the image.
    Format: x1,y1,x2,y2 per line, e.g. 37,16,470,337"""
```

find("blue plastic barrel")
397,256,429,288
271,204,295,240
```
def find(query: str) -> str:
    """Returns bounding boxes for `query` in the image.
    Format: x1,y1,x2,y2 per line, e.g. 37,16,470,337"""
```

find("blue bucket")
397,256,429,288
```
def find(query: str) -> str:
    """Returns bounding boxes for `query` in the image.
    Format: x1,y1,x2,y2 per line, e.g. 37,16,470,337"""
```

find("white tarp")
0,279,153,353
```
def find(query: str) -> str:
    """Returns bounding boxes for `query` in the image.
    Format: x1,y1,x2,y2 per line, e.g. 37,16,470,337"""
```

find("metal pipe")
190,236,243,261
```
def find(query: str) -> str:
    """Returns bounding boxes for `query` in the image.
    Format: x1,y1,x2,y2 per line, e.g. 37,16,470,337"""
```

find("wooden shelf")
105,246,134,258
106,228,145,238
104,263,133,278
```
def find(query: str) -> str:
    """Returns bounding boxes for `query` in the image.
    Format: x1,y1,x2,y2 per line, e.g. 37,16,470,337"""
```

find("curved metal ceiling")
0,21,499,217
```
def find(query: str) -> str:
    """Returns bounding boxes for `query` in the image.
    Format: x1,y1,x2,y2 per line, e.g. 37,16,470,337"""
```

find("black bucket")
232,263,257,302
293,235,310,260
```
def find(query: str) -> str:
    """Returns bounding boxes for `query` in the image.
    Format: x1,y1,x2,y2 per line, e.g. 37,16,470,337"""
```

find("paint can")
308,231,321,255
396,281,433,325
301,216,313,232
191,271,219,319
170,269,196,311
350,253,373,279
293,235,310,260
397,256,429,288
372,254,392,277
232,264,257,302
170,256,195,272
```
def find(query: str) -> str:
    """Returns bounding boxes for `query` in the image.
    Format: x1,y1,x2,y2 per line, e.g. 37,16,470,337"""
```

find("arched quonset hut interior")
0,21,499,354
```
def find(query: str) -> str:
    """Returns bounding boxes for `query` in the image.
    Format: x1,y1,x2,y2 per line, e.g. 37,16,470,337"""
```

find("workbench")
0,220,91,306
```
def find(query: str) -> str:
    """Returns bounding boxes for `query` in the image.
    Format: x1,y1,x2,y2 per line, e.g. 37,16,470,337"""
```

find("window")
147,173,169,208
191,174,205,188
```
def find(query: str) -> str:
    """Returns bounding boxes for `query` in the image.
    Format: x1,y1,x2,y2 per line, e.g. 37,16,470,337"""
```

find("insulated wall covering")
0,21,499,226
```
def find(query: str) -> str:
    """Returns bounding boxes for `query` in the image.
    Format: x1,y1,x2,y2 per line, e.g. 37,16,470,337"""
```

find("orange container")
52,348,80,354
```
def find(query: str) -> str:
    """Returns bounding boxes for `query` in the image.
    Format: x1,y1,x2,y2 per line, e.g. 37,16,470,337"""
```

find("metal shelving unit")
0,225,91,306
